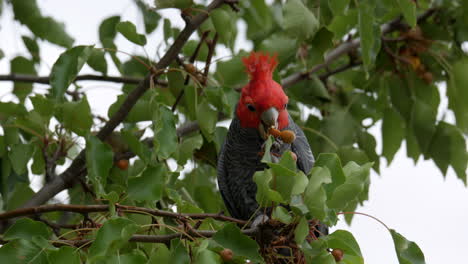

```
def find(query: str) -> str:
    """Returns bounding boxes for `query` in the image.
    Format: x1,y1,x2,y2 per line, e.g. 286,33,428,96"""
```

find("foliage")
0,0,467,263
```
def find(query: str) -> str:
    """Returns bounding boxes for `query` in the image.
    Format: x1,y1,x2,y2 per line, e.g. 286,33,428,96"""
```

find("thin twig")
0,73,166,86
0,204,248,225
0,227,257,247
19,0,231,209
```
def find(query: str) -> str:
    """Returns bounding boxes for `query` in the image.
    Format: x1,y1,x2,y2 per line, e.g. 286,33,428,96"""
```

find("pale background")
0,1,467,263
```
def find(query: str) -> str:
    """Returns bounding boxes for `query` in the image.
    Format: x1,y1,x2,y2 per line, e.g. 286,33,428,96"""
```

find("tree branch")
0,228,257,247
0,204,248,225
0,73,167,86
281,8,437,89
20,0,232,209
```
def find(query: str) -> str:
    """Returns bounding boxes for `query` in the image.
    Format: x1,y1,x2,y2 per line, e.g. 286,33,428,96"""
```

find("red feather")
242,52,278,81
237,52,289,129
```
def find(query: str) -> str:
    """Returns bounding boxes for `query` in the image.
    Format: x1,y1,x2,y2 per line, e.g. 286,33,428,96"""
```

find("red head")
236,52,289,136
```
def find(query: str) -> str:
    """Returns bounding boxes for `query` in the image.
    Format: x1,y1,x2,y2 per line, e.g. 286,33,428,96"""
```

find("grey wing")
217,135,260,220
216,141,238,218
290,121,314,174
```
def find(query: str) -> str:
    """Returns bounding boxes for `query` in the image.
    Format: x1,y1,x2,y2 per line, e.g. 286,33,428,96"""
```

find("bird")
217,52,324,232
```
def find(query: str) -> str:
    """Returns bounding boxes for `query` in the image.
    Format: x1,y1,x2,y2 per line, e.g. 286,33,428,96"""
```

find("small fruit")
219,248,233,262
268,127,281,138
280,130,296,144
331,248,344,262
116,159,129,170
290,152,297,162
421,71,433,84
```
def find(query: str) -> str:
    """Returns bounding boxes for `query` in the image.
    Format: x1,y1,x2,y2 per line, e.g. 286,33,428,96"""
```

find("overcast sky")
0,1,467,264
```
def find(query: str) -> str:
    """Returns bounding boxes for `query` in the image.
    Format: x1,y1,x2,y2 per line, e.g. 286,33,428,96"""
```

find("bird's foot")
251,213,270,229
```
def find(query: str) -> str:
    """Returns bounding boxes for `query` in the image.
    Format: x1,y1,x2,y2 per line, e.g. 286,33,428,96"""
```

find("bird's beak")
258,107,279,140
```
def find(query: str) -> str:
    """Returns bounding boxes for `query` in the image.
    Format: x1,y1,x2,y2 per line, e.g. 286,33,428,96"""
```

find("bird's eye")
284,103,288,109
247,104,256,112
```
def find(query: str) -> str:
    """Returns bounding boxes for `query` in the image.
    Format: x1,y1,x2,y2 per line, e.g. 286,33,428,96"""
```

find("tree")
0,0,466,263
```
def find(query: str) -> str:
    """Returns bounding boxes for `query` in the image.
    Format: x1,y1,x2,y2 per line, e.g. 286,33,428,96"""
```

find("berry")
280,130,296,143
268,127,281,138
331,248,344,262
116,159,129,170
220,248,233,262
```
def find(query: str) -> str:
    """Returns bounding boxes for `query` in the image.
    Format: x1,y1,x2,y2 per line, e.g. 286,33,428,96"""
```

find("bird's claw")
251,213,270,229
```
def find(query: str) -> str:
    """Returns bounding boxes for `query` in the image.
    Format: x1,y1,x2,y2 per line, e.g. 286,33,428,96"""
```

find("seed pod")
116,159,129,170
268,127,282,138
219,248,233,262
280,130,296,143
331,248,344,262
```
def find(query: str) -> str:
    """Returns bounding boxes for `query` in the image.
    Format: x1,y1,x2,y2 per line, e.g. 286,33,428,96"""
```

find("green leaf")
121,130,151,164
253,169,284,206
87,48,108,75
6,183,34,211
315,153,346,197
103,253,147,264
86,135,114,197
358,1,381,71
390,229,426,264
215,52,248,86
184,85,198,120
21,36,40,62
99,16,121,49
326,230,363,263
448,57,468,134
175,132,203,165
382,107,405,164
4,218,51,241
397,0,416,28
197,99,217,141
308,28,334,66
154,0,193,9
153,105,178,159
136,0,161,34
8,143,34,175
283,0,319,39
50,45,93,101
258,34,297,65
304,167,332,221
328,0,350,15
48,246,81,264
128,164,167,202
357,131,379,172
194,248,222,264
272,206,293,224
328,8,358,40
30,95,55,119
108,95,152,122
213,223,262,262
89,218,139,262
322,109,357,149
116,21,147,46
0,239,48,264
268,163,298,202
211,9,236,49
429,122,467,184
149,244,170,263
294,216,309,245
410,99,436,155
327,162,372,212
169,239,190,264
11,0,74,47
10,56,36,102
58,96,93,136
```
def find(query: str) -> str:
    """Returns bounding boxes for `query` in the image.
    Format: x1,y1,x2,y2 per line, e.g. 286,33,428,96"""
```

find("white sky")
0,1,467,264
